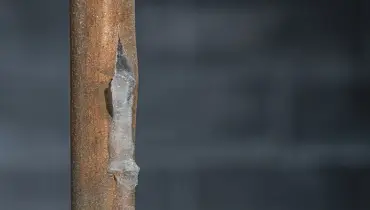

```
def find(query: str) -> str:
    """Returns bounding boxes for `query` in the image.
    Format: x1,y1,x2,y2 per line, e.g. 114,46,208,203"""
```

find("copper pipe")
70,0,139,209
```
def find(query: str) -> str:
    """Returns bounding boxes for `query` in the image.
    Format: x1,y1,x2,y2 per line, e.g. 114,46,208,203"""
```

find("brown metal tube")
70,0,138,209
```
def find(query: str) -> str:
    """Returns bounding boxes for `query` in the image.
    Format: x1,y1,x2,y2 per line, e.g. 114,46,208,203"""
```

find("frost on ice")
108,38,139,196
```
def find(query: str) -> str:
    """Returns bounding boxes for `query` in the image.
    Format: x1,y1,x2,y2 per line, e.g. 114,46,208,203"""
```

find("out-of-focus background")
0,0,369,209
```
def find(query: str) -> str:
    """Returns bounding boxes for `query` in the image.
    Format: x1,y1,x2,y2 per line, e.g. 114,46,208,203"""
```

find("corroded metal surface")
70,0,138,209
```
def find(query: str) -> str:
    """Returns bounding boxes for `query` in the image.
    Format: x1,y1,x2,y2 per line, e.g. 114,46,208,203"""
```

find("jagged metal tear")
108,38,139,197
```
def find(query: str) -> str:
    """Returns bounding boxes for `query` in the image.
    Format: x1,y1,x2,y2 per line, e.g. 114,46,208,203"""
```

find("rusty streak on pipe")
70,0,139,209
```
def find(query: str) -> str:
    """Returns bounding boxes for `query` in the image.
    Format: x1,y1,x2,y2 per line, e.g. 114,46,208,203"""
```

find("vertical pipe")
70,0,139,209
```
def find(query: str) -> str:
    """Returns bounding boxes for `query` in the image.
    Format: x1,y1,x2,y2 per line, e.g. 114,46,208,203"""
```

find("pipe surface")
70,0,138,209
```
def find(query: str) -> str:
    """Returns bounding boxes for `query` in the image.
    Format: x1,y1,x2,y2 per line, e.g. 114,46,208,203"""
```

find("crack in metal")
107,38,139,200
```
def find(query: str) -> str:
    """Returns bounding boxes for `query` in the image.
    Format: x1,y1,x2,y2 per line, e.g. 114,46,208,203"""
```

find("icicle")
108,38,139,201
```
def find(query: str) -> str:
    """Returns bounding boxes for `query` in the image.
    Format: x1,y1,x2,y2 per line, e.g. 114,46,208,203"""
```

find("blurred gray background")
0,0,370,209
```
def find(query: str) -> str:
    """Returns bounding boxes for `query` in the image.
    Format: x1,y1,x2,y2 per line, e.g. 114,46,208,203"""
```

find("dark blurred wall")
0,0,369,209
0,0,69,209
